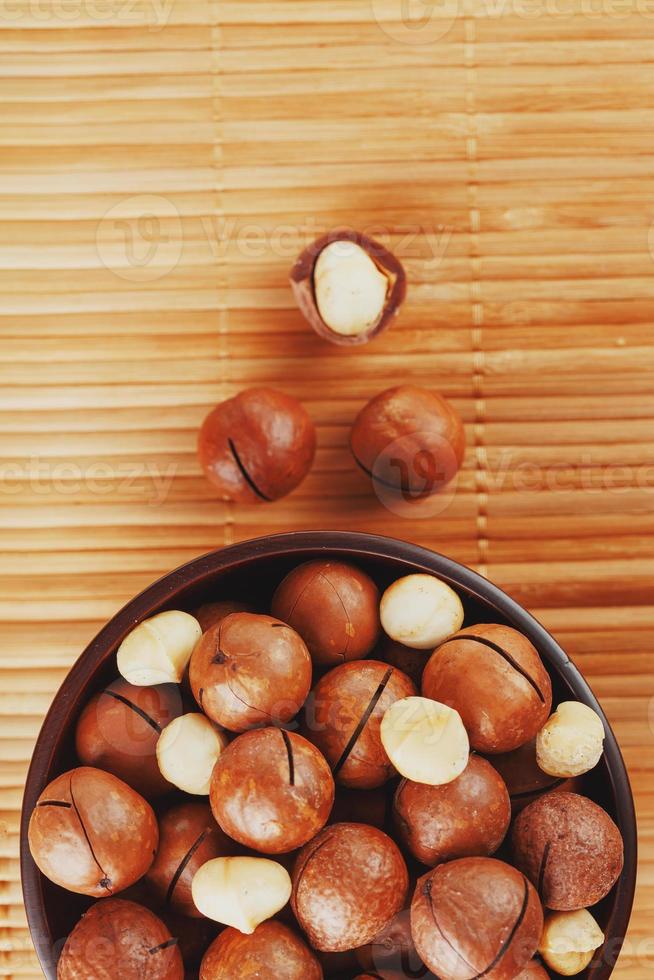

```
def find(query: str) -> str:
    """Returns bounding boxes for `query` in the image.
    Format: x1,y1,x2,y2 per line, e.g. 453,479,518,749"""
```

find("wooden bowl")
20,531,637,979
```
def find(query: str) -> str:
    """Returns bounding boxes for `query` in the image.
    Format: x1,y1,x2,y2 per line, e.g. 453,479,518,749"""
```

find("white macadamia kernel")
380,696,469,785
117,609,202,686
539,909,604,976
156,713,227,795
191,856,292,934
314,240,389,337
380,574,464,650
536,701,605,778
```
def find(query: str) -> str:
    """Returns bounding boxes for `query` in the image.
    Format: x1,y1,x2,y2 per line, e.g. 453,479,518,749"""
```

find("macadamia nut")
380,696,469,785
537,701,605,778
539,909,604,976
117,610,201,686
314,241,389,337
380,575,464,650
157,713,228,795
191,856,292,934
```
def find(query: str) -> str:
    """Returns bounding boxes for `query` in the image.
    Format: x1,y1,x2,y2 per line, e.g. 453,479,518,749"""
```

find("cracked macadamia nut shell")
75,678,182,799
488,737,579,814
304,660,417,789
393,755,511,866
290,229,406,346
291,822,408,952
210,727,334,853
28,767,158,898
511,791,624,910
200,921,322,980
56,898,184,980
189,612,312,732
350,385,466,499
271,560,381,667
145,802,237,916
422,624,552,753
198,387,316,503
411,857,543,980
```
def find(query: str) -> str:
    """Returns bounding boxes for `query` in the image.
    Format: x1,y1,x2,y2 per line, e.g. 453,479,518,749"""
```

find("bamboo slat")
1,0,654,976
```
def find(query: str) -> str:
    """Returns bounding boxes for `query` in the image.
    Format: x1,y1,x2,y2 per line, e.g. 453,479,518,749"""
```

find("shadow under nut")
411,857,543,980
422,624,552,754
511,791,624,911
292,822,409,952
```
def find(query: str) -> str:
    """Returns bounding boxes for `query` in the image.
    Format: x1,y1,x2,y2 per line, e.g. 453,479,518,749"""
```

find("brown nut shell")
271,560,381,667
146,802,238,916
200,921,322,980
197,387,316,503
28,767,158,897
194,600,254,632
511,791,624,910
290,229,406,346
189,612,312,732
57,898,183,980
305,660,417,789
516,961,550,980
291,822,408,952
376,634,428,687
411,857,543,980
75,679,182,798
210,727,335,853
393,755,511,866
422,624,552,753
488,737,579,814
355,908,428,978
350,385,466,499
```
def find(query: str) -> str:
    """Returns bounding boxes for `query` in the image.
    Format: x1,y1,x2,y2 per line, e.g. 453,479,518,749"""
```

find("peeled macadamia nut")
28,767,158,898
191,856,292,934
117,610,201,687
210,727,334,853
539,909,604,976
314,240,389,338
305,660,417,789
536,701,605,777
190,612,312,732
292,822,408,952
200,921,322,980
351,386,466,499
290,229,406,346
393,755,511,866
411,857,543,980
512,791,624,911
156,713,228,795
380,696,469,786
422,624,552,753
146,802,237,916
271,560,381,667
57,899,184,980
75,678,182,798
198,387,316,503
380,574,464,650
489,737,578,814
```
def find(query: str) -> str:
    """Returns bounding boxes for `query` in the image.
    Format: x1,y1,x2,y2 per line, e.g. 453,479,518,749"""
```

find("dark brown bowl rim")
20,530,637,979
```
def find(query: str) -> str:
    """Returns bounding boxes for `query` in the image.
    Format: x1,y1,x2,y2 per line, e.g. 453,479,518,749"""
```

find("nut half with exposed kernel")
536,701,605,778
290,229,406,346
191,856,292,933
157,713,228,796
117,610,202,687
380,696,469,786
380,574,464,650
539,909,604,976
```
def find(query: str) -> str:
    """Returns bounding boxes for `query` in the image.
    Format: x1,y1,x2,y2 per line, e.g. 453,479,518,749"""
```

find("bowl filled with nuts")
20,530,636,980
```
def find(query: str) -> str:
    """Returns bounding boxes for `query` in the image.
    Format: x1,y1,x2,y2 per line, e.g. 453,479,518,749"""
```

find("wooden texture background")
1,0,654,975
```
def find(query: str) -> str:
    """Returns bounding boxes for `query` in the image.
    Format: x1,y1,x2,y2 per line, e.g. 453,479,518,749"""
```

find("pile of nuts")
28,562,624,980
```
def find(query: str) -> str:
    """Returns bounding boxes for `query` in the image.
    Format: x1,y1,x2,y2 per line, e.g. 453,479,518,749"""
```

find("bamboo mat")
2,0,654,975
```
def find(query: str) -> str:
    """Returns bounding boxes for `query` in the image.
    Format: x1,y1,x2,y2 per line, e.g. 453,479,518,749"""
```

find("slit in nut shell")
290,229,406,346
